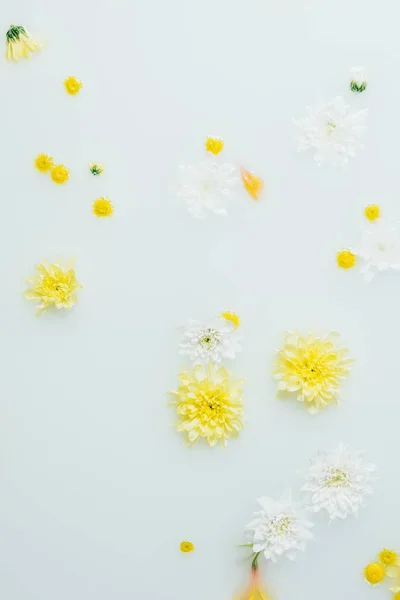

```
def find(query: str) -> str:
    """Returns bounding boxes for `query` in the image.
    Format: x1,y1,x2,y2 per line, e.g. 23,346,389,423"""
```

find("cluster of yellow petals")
205,136,224,155
364,204,381,222
364,563,386,585
93,197,113,218
24,259,82,315
89,163,104,176
180,541,194,553
51,164,69,184
337,249,357,269
364,549,400,591
221,311,240,328
241,167,264,200
34,153,54,173
64,76,83,96
273,331,354,414
170,364,244,447
6,25,40,62
379,549,399,567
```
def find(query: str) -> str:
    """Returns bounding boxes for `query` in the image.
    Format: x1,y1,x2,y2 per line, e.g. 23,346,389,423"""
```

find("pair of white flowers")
244,444,376,563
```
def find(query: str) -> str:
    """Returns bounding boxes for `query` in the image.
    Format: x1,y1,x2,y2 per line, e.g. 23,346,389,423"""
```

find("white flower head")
178,159,238,218
179,316,241,365
244,491,313,563
294,96,368,166
350,66,367,93
358,220,400,282
302,443,376,521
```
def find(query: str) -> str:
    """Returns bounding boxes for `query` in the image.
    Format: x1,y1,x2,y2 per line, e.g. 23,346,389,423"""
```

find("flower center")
198,388,224,419
299,356,325,385
327,121,336,135
199,328,221,350
323,467,351,488
269,514,293,536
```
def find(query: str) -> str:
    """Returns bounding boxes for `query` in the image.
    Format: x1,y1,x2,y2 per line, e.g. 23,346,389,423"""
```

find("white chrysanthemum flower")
358,221,400,282
178,159,238,218
350,66,367,93
244,491,313,563
179,317,241,365
294,96,368,166
302,443,376,520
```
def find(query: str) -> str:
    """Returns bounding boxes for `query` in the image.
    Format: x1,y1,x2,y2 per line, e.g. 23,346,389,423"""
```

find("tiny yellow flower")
6,24,40,62
89,163,104,176
205,136,224,155
379,549,398,567
364,563,386,585
221,311,240,328
64,76,83,96
93,197,113,218
180,541,194,553
364,204,381,222
51,164,69,184
35,153,54,173
24,259,82,315
337,249,357,269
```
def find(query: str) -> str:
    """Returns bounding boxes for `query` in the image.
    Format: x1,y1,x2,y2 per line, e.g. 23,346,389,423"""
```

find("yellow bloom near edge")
24,259,82,315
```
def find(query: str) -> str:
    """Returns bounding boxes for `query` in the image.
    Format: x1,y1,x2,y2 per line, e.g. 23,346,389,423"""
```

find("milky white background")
1,0,399,598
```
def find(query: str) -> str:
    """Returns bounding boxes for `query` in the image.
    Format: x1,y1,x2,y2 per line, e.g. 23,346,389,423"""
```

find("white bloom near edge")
179,317,241,365
178,160,238,218
294,96,368,166
244,491,313,563
302,443,376,521
358,221,400,282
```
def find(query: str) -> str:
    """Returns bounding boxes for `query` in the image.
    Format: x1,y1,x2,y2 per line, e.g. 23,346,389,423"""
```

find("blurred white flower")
358,221,400,282
294,96,367,166
179,317,241,365
302,443,376,521
350,66,367,92
178,160,238,218
244,491,313,563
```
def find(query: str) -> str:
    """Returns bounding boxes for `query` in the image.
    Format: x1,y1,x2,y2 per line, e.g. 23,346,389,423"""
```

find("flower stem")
251,552,261,571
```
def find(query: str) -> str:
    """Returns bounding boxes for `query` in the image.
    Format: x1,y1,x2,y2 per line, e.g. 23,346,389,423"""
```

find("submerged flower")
302,443,376,520
294,96,367,166
180,541,194,553
34,153,54,173
364,563,386,585
234,563,270,600
64,76,83,95
24,259,82,315
358,221,400,282
350,66,367,93
364,204,380,222
93,197,113,217
387,565,400,592
51,164,69,184
379,549,398,567
205,136,224,155
273,331,354,414
240,167,264,200
244,491,313,563
337,249,357,269
89,163,104,176
178,160,238,218
169,364,244,447
221,310,240,329
179,317,241,365
6,24,40,62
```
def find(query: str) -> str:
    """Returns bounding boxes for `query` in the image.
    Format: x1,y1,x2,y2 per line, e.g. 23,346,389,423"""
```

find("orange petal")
241,168,264,200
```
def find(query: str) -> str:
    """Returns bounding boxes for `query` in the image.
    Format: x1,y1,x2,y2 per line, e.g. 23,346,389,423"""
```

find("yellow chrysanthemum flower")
6,24,40,62
364,204,380,222
364,563,386,585
89,163,104,176
93,197,113,218
180,541,194,553
64,76,83,96
170,364,244,447
337,249,357,269
273,331,354,414
34,153,54,173
221,311,240,328
51,164,69,184
379,549,398,567
24,259,82,315
205,136,224,155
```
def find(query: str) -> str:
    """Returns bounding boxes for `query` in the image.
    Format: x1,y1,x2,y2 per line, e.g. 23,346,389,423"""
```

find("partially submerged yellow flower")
221,311,240,328
180,541,194,553
364,563,386,585
24,259,82,315
6,24,40,62
387,565,400,592
235,566,270,600
205,136,224,155
93,197,113,218
170,364,244,447
241,167,264,200
89,163,104,176
35,153,54,173
273,331,354,414
379,549,398,567
337,249,356,269
64,76,83,96
51,164,69,184
364,204,380,222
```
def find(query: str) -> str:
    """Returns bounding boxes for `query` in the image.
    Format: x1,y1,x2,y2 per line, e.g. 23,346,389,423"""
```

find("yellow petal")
241,167,264,200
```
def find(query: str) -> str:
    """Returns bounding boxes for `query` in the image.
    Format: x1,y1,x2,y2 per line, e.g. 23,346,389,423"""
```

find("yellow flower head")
379,549,398,567
337,249,357,269
180,541,194,553
394,592,400,600
64,76,83,95
89,163,104,176
221,311,240,328
170,364,244,447
273,331,354,414
205,136,224,155
93,197,113,218
51,164,69,184
364,563,386,585
24,259,82,315
364,204,380,222
35,153,54,173
6,25,40,62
